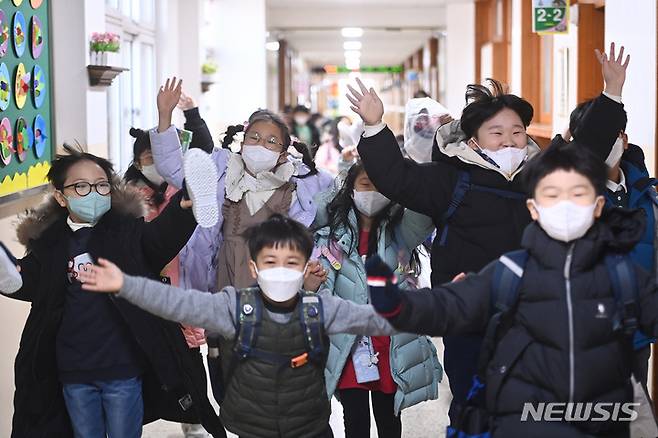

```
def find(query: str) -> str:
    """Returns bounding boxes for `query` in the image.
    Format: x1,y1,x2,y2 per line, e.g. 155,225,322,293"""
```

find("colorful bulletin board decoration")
30,14,41,58
0,10,9,57
15,116,31,161
14,61,28,108
13,11,25,57
0,116,13,165
0,62,10,110
33,113,45,158
32,64,43,107
0,0,52,200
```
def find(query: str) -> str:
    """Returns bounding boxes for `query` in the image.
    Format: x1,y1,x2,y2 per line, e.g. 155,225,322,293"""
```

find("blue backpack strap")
438,170,471,246
490,250,529,314
234,288,262,359
299,292,326,364
604,254,639,337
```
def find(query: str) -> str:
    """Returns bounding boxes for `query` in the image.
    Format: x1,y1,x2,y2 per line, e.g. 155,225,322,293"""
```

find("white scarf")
225,153,296,215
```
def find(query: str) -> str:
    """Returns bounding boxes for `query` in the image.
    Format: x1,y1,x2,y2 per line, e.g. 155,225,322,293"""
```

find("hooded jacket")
386,208,658,437
4,186,224,438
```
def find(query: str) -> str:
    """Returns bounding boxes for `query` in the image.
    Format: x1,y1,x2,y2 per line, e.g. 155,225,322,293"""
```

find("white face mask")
353,190,390,217
140,164,165,186
531,199,598,242
481,145,528,174
256,266,305,302
294,116,309,126
242,145,281,175
605,137,625,168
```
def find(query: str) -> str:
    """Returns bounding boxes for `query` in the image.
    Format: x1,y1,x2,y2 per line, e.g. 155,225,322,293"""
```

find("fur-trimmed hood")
16,183,146,248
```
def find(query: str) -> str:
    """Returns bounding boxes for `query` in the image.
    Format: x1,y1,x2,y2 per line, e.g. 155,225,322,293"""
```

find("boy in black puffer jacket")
366,142,658,438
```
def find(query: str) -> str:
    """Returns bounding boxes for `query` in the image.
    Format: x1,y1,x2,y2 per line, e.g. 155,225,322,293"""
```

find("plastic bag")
404,97,451,163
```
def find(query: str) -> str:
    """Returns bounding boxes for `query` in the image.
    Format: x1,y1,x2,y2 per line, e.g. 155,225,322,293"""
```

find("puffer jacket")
150,126,334,291
386,208,658,437
4,185,224,438
313,191,442,415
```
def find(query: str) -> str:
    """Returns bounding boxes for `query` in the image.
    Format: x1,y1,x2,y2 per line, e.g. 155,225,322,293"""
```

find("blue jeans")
62,376,143,438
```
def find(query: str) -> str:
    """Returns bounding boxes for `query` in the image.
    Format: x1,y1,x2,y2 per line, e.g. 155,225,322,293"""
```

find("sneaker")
183,149,219,228
0,242,22,294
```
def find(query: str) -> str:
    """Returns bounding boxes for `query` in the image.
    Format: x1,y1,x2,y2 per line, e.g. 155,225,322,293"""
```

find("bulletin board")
0,0,52,200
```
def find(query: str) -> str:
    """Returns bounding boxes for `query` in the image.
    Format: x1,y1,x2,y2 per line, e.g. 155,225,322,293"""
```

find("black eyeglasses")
62,181,112,197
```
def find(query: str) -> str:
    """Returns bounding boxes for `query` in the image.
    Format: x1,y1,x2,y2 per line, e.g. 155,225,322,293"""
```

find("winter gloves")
365,255,402,317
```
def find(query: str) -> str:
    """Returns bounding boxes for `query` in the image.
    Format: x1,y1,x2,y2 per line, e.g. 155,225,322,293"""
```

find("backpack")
207,288,327,404
437,170,526,246
447,250,640,438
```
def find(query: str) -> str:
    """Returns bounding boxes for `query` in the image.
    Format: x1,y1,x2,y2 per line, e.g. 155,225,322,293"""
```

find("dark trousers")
339,389,401,438
443,334,483,425
633,345,651,389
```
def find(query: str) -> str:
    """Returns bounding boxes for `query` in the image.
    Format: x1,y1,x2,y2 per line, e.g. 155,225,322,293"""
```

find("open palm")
595,42,630,96
346,77,384,125
157,77,183,116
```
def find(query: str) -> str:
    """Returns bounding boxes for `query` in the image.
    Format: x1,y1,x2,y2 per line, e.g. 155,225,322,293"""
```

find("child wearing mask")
124,81,216,438
292,104,320,154
0,144,223,437
77,214,395,438
314,162,441,438
366,142,658,438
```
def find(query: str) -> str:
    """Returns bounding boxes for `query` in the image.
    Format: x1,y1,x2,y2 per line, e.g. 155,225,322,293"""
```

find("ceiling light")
265,41,280,51
341,27,364,38
344,50,361,59
343,41,362,50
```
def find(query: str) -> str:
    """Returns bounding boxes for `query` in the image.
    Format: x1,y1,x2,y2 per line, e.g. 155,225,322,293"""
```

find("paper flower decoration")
0,63,10,111
0,117,13,165
32,65,45,108
14,63,30,109
0,10,8,58
15,117,32,162
33,114,46,158
31,15,42,59
13,11,26,57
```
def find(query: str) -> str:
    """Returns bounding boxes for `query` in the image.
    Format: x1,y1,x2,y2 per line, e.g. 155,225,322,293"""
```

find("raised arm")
80,259,237,338
151,77,185,189
179,91,215,153
348,78,454,218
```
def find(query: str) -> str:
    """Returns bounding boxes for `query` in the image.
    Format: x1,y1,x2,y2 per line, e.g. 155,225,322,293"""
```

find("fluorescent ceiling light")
265,41,280,51
341,27,364,38
343,41,362,50
344,50,361,59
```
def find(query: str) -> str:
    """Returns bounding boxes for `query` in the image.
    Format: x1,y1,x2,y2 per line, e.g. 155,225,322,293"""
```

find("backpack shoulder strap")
491,249,530,314
438,170,471,246
299,291,326,364
234,287,262,358
604,253,639,337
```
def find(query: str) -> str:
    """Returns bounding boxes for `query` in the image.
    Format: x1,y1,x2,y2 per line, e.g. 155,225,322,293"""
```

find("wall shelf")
87,65,129,87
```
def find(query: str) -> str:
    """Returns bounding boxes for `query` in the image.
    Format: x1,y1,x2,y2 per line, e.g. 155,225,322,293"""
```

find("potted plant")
90,32,121,66
201,60,218,92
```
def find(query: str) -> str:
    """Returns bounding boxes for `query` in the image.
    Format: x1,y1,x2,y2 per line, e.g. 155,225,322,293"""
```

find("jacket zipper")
564,244,575,403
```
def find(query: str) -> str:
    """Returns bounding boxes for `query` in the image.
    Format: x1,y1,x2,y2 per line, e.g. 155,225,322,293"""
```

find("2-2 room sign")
532,0,570,35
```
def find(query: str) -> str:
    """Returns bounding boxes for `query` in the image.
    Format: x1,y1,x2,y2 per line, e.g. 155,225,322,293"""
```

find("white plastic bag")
404,97,451,163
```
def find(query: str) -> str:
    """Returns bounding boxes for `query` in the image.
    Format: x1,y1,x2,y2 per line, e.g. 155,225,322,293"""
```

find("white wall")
445,0,476,117
509,0,522,95
605,0,657,173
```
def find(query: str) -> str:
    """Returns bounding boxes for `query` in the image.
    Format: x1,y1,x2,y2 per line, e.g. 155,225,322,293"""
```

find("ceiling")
266,0,452,67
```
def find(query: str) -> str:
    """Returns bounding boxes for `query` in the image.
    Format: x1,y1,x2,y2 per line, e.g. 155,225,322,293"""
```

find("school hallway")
142,339,451,438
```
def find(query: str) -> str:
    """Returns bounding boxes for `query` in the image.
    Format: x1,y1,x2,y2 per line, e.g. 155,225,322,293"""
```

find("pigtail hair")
291,141,318,178
221,124,245,149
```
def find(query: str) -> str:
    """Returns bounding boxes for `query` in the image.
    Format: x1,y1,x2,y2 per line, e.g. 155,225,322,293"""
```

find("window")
539,35,553,124
105,0,156,172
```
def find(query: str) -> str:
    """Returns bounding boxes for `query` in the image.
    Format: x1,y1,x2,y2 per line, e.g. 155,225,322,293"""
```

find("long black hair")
221,109,318,179
123,127,169,207
321,161,422,275
460,78,534,139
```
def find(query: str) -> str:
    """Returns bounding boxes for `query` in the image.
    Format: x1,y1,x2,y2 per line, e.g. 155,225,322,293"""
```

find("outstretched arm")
179,92,215,153
80,258,237,338
348,78,454,218
151,77,185,188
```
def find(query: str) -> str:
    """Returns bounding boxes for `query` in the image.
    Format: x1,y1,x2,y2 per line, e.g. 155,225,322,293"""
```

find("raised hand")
79,258,124,293
157,77,183,132
346,77,384,126
177,91,196,111
595,42,630,97
304,260,328,292
341,145,359,162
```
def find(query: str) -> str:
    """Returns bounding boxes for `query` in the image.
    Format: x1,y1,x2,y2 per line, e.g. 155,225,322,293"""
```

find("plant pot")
201,73,217,93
